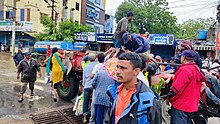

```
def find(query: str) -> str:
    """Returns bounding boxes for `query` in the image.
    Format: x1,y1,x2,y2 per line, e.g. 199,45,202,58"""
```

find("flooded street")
0,52,73,124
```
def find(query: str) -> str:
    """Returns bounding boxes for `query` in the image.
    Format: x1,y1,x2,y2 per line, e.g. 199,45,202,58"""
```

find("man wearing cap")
167,50,206,124
113,12,134,49
17,52,41,102
174,41,202,68
122,33,150,53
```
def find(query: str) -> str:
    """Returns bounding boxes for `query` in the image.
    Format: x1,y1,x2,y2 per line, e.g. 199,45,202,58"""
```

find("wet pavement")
0,52,73,124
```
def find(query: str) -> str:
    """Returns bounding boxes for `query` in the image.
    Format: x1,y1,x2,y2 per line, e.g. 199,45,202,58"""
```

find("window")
86,6,95,20
75,2,79,11
63,0,68,7
95,0,100,4
95,11,100,20
6,11,10,19
70,9,74,20
26,8,30,21
75,21,79,23
20,9,25,21
0,11,4,21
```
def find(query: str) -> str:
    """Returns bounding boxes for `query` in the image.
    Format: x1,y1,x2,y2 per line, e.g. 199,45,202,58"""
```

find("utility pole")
51,0,55,22
11,0,16,57
44,0,57,24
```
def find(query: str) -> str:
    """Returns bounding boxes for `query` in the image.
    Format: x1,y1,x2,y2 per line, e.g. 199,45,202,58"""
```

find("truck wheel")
57,73,79,101
38,56,46,67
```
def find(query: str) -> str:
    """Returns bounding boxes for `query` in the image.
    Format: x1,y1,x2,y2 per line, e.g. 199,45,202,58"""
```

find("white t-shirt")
210,62,220,74
137,72,149,86
92,63,105,74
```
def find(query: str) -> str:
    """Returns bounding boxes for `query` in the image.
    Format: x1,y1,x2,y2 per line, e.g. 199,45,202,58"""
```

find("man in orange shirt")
104,52,161,124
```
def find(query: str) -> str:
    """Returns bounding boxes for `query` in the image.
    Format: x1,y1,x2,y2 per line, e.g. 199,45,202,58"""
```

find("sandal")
18,97,23,103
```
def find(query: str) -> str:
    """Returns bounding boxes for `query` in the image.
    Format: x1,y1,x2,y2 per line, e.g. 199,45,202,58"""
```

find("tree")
176,17,216,40
115,0,179,34
35,16,94,41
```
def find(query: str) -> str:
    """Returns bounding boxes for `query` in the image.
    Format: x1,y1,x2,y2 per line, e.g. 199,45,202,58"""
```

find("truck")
34,41,88,101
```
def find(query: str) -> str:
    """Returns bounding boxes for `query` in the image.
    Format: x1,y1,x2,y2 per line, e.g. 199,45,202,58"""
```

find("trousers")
171,107,192,124
20,81,35,94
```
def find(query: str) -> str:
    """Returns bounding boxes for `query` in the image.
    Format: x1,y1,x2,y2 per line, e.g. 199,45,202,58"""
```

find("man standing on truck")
122,33,150,53
17,52,41,102
167,50,206,124
174,41,202,68
113,12,134,49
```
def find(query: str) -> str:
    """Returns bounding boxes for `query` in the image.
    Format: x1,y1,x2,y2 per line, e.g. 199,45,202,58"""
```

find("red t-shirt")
169,63,206,112
46,49,52,58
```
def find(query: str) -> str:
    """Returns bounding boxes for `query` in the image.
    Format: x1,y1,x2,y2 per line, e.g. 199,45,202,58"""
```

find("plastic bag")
44,73,51,84
73,93,84,116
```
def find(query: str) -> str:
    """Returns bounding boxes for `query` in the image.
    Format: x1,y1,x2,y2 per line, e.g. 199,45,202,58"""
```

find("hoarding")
96,34,113,43
0,21,33,32
148,34,175,45
74,32,96,42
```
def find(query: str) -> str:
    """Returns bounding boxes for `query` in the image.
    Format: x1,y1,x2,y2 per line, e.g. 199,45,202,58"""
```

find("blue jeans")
171,107,192,124
83,88,93,116
94,104,108,124
113,39,122,49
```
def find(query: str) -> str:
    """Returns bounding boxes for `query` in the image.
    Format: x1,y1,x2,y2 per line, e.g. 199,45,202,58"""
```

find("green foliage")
176,17,216,40
115,0,179,34
35,16,94,41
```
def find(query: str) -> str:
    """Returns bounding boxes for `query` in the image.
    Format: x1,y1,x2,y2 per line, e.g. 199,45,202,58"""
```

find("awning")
193,46,215,51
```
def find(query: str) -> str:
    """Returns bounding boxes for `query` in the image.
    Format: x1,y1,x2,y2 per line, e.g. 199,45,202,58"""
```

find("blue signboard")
96,34,113,43
148,34,175,45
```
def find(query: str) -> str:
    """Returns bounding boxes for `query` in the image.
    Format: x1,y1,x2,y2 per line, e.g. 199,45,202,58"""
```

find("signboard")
148,34,175,45
96,34,113,43
74,32,96,42
216,32,220,50
0,21,33,32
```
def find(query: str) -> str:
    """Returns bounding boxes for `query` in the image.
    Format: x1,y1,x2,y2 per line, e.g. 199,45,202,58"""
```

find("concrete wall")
10,0,82,33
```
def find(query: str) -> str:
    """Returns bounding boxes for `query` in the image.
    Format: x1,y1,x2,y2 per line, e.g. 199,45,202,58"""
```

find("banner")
148,34,175,45
74,32,96,42
96,34,113,43
0,21,33,32
216,32,220,50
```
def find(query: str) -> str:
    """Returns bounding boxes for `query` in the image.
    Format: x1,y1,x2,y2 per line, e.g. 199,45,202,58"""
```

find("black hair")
97,53,105,63
127,12,134,17
52,47,58,55
214,59,219,63
50,47,59,70
138,53,147,71
118,52,142,69
146,63,157,87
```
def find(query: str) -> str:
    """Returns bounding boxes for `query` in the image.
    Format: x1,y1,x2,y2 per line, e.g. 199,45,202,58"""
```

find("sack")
73,93,84,116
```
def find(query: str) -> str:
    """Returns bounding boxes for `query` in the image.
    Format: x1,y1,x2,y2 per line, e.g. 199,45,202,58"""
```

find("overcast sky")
106,0,219,23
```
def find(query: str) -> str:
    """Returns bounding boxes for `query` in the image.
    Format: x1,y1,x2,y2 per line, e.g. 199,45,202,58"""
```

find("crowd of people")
12,11,220,124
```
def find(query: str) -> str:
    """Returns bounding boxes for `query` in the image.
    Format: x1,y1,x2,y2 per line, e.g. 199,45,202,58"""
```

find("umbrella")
104,58,118,80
